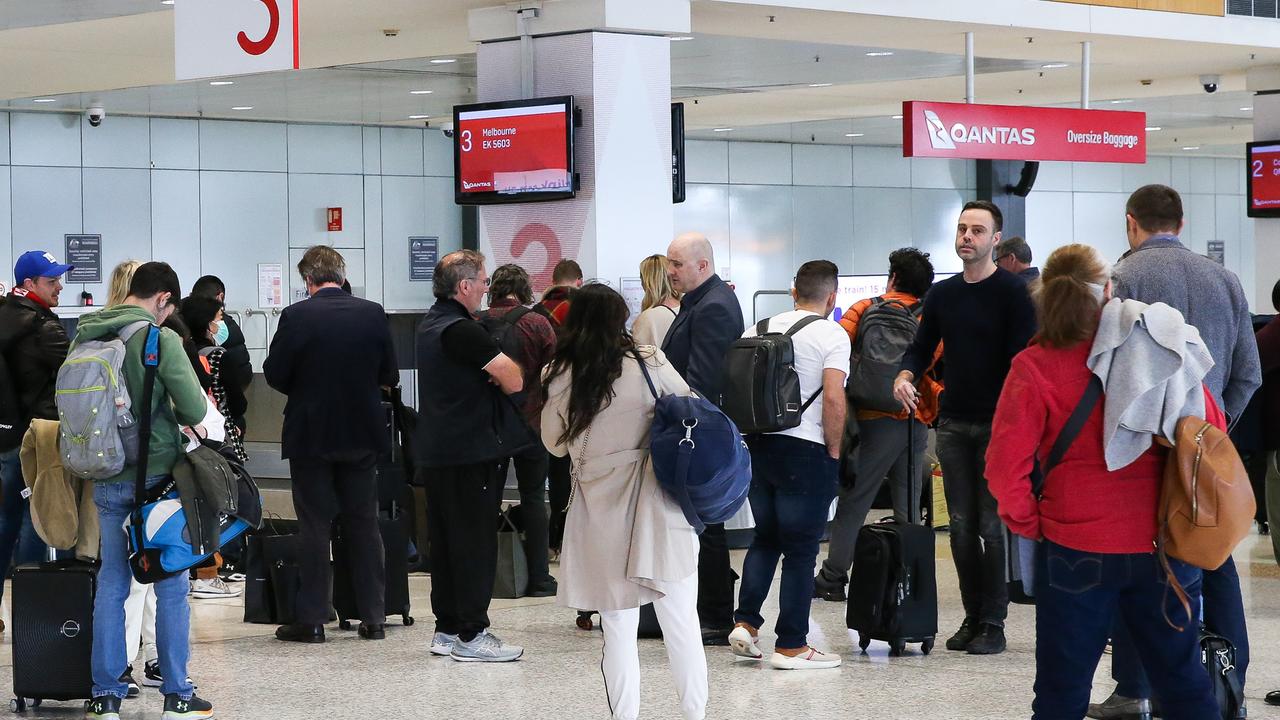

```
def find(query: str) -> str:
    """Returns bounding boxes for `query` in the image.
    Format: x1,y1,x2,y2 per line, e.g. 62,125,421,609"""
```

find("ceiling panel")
0,0,166,32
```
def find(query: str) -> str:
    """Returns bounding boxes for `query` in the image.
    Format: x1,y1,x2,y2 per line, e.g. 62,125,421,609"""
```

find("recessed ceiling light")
891,115,903,120
429,58,457,64
32,98,56,103
209,81,235,86
1145,126,1162,131
1041,63,1070,69
231,106,254,111
845,133,865,137
160,0,174,4
1240,107,1253,112
410,90,433,95
1182,146,1200,151
712,127,733,132
670,36,694,42
408,115,431,120
865,51,894,57
808,83,833,88
1109,99,1133,104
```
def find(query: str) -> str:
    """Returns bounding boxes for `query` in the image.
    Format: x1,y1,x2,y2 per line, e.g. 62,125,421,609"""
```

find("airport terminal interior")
1,0,1280,718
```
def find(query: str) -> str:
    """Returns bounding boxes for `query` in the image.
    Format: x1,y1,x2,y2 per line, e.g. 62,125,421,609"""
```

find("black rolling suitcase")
333,507,415,629
10,553,96,712
847,420,938,656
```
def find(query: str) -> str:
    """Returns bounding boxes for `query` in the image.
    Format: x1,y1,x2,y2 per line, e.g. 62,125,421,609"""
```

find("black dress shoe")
700,627,732,646
358,623,386,640
966,624,1007,655
275,623,326,643
945,618,980,651
812,574,846,602
1267,690,1280,707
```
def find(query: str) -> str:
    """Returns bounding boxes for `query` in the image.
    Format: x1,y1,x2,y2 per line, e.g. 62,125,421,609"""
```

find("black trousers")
496,446,551,584
547,453,572,551
426,461,504,640
288,452,385,626
697,523,734,630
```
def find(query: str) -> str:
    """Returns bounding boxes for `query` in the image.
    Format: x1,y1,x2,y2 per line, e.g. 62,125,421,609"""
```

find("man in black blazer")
661,231,745,645
264,246,399,643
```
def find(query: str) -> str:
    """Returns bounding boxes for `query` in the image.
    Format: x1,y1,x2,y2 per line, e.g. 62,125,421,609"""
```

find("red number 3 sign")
238,0,279,56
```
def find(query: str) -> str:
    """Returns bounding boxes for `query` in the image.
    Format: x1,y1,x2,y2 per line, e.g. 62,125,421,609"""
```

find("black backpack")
480,305,534,404
718,315,823,435
847,297,922,414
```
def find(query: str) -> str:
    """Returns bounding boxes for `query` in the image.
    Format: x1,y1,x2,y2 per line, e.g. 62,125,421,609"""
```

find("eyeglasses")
464,276,491,287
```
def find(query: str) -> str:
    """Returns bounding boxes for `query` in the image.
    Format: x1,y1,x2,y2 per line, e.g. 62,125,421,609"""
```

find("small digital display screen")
454,96,574,205
1248,140,1280,218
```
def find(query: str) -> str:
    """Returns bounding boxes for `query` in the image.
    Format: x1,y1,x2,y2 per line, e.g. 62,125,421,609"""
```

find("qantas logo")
462,180,493,190
923,109,1036,150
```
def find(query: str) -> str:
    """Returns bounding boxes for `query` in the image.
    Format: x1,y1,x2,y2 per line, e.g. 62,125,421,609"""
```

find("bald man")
661,232,745,645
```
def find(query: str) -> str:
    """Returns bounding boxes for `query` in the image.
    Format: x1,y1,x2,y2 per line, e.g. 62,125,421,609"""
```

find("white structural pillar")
469,0,690,291
1248,68,1280,311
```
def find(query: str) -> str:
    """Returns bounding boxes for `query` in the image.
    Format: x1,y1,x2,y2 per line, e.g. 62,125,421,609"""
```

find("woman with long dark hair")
541,283,707,720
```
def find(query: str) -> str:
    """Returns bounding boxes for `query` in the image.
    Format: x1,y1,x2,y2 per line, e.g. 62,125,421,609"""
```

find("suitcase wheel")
10,698,22,712
403,614,415,627
576,611,595,631
857,636,871,653
338,620,353,631
921,638,934,656
889,640,906,657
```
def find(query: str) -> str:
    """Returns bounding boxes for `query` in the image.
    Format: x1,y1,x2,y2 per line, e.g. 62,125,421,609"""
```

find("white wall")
677,140,1254,321
0,112,462,368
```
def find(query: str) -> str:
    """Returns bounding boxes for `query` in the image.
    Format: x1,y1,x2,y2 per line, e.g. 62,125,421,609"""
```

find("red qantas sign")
457,103,571,195
903,101,1146,164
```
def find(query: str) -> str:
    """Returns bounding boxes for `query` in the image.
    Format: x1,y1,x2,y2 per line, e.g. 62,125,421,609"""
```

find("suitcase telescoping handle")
907,414,918,526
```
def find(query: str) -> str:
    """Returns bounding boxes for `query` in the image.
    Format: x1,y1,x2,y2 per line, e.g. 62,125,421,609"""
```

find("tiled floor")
2,532,1278,719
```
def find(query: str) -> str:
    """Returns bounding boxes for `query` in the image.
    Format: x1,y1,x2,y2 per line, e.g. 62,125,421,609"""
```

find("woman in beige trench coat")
541,284,707,720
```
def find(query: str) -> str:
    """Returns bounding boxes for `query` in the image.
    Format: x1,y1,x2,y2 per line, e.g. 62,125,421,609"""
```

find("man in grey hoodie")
1089,185,1261,720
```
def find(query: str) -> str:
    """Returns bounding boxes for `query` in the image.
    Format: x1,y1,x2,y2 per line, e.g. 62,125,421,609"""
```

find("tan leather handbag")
1157,415,1253,629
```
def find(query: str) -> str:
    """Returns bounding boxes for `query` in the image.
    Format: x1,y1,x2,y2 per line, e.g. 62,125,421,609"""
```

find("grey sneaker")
430,632,458,657
450,631,524,663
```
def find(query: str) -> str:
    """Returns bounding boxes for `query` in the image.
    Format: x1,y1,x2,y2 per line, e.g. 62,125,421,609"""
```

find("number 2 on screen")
1254,159,1264,178
460,130,473,153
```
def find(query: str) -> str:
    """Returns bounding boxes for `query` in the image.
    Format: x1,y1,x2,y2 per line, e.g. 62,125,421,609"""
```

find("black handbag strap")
633,349,659,401
1037,375,1103,490
134,325,161,509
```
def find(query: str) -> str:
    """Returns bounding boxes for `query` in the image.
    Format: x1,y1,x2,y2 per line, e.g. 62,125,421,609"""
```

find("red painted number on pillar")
238,0,280,56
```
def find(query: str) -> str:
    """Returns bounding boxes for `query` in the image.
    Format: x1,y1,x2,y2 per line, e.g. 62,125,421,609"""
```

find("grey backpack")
847,298,923,413
56,320,153,480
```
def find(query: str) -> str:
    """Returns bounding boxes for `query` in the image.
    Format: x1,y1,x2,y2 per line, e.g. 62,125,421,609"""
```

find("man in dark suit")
263,246,399,643
661,231,745,645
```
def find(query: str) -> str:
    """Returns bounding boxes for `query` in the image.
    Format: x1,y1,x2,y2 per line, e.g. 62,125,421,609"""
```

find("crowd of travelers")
0,182,1275,720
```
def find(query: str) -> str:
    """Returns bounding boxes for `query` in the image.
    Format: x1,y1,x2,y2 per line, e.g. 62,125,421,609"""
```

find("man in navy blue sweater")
894,200,1037,656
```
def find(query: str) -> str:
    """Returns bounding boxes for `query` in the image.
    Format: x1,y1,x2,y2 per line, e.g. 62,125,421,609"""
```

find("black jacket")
0,293,70,424
219,315,253,417
262,288,398,460
661,274,744,402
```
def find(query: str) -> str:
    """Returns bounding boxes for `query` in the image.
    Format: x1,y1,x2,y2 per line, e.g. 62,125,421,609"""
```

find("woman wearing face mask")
180,295,247,463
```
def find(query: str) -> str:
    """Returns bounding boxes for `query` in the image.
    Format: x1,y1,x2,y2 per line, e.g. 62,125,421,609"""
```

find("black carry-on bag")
332,507,415,629
10,549,96,711
846,419,938,656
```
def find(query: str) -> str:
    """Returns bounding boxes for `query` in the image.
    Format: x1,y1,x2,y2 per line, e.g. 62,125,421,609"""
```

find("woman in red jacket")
986,244,1217,720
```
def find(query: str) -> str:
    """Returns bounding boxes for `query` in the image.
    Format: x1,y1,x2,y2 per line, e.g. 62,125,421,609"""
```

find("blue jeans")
0,447,46,604
1111,556,1249,699
92,479,194,700
1032,541,1217,720
734,434,838,650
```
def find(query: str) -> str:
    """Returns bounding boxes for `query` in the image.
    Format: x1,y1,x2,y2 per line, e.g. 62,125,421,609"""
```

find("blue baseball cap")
14,251,73,285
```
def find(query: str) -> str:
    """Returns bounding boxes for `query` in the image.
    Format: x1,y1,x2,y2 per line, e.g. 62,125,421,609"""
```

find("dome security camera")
1199,74,1220,94
87,106,106,127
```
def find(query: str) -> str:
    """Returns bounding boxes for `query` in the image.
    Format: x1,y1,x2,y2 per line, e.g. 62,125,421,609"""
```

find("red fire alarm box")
327,207,343,232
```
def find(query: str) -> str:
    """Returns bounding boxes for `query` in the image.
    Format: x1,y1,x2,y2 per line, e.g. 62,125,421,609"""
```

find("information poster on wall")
64,235,102,283
409,237,439,282
257,263,284,308
1207,240,1225,265
620,277,643,329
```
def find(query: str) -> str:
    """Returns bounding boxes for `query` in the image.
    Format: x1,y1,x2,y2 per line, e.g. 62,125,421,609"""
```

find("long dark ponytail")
541,283,635,446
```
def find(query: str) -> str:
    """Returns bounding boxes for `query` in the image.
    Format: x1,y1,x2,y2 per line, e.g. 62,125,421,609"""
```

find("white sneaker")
769,646,842,670
191,577,242,599
728,624,763,659
430,632,458,657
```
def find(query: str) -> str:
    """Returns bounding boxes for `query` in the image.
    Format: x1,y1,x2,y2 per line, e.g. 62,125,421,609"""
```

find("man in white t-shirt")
727,260,850,670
